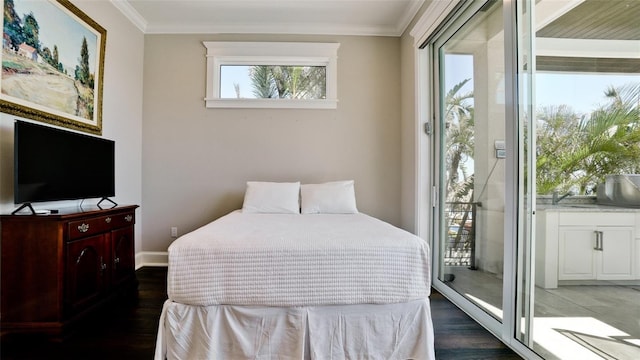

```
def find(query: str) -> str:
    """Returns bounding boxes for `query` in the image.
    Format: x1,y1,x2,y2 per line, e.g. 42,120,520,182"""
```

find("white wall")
0,3,414,261
141,34,403,253
0,1,144,253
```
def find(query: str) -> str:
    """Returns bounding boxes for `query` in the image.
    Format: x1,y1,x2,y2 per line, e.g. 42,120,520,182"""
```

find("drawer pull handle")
125,215,133,222
78,223,90,233
114,257,120,264
105,217,112,223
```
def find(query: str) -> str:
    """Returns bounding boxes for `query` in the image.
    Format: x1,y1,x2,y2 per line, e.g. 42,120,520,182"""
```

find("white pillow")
301,180,358,214
242,181,300,214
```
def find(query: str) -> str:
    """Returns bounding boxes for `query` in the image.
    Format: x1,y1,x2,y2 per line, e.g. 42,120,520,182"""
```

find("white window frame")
203,42,340,109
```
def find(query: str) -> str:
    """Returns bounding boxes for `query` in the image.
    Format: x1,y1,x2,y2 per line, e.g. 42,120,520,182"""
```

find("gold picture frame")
1,0,106,134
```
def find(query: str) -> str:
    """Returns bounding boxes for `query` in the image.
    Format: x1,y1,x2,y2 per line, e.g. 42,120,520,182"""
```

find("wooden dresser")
0,205,139,336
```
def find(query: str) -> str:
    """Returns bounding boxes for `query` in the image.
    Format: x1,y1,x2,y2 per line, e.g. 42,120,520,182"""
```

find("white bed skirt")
155,298,435,360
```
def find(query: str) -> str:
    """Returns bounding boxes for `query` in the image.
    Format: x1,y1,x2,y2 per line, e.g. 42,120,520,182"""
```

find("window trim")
203,42,340,109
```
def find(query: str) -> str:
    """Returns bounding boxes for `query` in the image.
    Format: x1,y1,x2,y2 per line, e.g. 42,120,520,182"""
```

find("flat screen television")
13,120,115,212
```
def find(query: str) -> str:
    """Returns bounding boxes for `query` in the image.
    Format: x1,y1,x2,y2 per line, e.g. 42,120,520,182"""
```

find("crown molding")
110,0,147,33
112,0,424,37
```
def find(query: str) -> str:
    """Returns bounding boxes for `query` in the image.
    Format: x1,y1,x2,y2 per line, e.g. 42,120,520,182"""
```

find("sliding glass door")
527,1,640,358
433,0,507,323
422,0,639,359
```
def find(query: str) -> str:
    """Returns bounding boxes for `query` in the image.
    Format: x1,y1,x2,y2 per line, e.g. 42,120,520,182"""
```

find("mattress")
167,211,431,306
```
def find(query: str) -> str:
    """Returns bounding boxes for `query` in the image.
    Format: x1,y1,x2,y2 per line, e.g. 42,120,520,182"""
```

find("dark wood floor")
429,291,523,359
1,267,522,359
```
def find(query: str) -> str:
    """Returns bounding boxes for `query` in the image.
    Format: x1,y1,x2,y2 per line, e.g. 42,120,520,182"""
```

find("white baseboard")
135,251,168,269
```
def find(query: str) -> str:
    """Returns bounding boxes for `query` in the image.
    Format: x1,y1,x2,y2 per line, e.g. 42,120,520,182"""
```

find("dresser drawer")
68,216,112,240
68,212,134,240
105,211,135,230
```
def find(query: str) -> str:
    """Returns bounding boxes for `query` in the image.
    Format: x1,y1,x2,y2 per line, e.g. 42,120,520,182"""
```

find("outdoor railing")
445,201,477,269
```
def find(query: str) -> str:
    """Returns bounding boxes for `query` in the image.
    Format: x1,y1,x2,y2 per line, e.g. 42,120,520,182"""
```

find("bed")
155,181,435,359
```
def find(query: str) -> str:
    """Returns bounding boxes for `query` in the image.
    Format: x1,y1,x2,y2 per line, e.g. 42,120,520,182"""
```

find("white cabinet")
536,209,639,289
558,226,634,281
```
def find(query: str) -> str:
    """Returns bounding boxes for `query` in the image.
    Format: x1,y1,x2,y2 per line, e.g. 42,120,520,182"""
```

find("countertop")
536,195,640,212
536,203,640,212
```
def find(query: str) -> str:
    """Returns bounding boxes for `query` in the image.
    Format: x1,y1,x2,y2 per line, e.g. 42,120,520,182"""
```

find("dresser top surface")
1,204,138,221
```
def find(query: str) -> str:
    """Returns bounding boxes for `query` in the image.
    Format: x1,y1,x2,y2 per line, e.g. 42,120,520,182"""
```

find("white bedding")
167,211,431,307
155,299,435,360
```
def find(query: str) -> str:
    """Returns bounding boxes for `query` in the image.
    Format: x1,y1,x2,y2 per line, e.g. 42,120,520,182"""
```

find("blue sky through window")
445,54,639,115
220,66,253,98
537,72,640,115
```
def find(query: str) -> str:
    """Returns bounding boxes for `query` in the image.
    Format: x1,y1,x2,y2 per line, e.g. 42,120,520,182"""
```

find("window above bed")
203,42,340,109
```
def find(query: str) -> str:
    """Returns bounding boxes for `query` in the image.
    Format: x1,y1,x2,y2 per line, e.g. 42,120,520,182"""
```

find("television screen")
14,121,115,204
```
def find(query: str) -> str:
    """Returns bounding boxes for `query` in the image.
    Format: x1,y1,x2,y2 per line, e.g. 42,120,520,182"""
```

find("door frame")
411,0,540,358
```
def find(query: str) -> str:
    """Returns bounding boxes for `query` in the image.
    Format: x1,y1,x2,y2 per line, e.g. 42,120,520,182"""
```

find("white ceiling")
110,0,425,36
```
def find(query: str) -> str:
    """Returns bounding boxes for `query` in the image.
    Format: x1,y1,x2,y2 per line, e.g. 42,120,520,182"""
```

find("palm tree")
536,83,640,194
535,105,583,194
249,66,326,99
443,79,476,254
444,78,475,203
250,66,277,98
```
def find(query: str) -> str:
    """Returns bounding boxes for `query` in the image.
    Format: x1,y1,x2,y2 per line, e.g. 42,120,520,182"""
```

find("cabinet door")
65,234,107,314
558,227,597,280
598,227,634,280
111,226,135,287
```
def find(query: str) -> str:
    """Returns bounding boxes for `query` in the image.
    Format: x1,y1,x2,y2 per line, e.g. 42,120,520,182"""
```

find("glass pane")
220,65,326,99
515,0,535,348
530,0,640,358
437,0,506,321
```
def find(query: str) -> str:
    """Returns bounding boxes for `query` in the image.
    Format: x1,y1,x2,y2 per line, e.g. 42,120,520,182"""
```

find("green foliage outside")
248,65,326,99
444,78,475,203
536,83,640,195
445,80,640,200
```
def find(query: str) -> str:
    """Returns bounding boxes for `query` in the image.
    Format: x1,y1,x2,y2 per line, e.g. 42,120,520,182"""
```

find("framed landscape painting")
1,0,106,134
